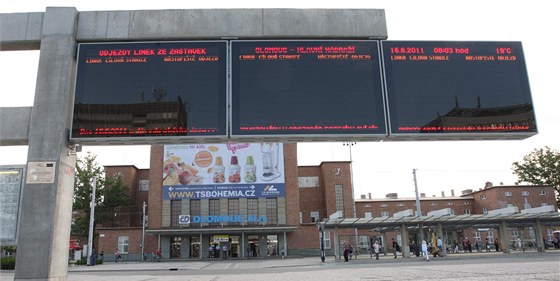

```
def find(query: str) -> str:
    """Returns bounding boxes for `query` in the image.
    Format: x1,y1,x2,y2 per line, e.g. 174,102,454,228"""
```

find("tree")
512,146,560,208
72,153,133,238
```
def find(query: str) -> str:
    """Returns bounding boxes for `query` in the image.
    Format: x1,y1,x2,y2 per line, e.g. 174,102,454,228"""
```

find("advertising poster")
163,143,285,200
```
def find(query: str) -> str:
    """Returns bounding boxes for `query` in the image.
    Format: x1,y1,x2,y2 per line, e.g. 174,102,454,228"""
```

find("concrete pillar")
381,232,388,255
535,220,544,252
400,224,410,257
14,7,78,281
499,221,511,253
437,223,446,256
333,227,339,260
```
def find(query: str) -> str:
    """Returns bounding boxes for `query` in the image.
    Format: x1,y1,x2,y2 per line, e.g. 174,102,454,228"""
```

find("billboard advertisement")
162,143,285,199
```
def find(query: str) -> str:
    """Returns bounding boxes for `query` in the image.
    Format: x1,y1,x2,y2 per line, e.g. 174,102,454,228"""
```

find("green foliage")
512,146,560,207
1,256,16,270
72,152,133,238
75,257,87,265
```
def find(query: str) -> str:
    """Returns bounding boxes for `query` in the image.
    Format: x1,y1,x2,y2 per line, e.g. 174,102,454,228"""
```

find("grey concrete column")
400,224,410,257
14,7,78,281
381,232,388,256
535,220,544,252
499,221,511,253
437,223,446,256
333,227,339,260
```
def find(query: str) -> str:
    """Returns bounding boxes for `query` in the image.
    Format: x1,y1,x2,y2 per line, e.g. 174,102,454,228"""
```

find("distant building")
92,144,558,261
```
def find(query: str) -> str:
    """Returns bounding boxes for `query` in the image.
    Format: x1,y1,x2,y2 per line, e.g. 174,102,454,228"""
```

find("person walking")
114,248,121,263
373,240,381,260
421,240,429,262
222,244,228,260
391,238,400,258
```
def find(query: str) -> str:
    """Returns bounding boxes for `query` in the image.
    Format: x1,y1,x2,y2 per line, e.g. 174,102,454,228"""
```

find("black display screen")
231,40,387,138
71,41,227,142
382,41,536,138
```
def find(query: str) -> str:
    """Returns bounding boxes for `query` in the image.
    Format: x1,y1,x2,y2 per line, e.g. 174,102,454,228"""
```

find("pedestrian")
89,249,97,266
281,246,285,260
453,240,459,253
494,239,500,252
348,244,354,260
215,244,220,259
391,238,400,258
421,240,429,261
436,237,443,255
485,238,491,252
209,245,214,258
343,244,349,262
373,240,380,260
99,250,104,262
222,244,228,259
114,248,121,263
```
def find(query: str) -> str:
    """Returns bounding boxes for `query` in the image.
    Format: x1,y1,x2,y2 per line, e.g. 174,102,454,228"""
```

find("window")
170,200,181,227
474,231,481,242
247,199,258,225
507,203,514,208
482,207,488,214
190,199,201,226
521,191,529,196
546,229,554,241
463,209,471,215
209,199,220,226
139,180,149,191
320,231,332,249
380,204,388,208
117,236,129,254
486,231,494,244
446,202,454,205
299,212,303,224
480,195,487,200
523,202,532,209
539,190,547,196
381,211,389,218
430,202,437,206
228,199,240,225
541,203,549,207
397,203,405,206
504,191,512,197
335,184,344,217
364,204,372,208
266,198,278,225
364,212,372,219
310,211,320,223
463,201,470,205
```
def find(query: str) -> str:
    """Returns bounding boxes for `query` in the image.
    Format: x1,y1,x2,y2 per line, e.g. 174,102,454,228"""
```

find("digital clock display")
71,41,227,143
382,41,536,138
230,40,387,138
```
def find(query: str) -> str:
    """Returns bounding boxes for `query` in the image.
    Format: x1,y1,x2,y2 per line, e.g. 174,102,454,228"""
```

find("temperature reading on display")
382,41,536,138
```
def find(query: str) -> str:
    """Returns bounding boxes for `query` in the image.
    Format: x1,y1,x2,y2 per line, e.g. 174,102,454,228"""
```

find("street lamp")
318,221,326,262
342,142,358,243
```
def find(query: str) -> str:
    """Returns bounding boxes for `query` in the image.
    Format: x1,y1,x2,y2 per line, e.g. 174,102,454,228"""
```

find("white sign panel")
26,161,56,184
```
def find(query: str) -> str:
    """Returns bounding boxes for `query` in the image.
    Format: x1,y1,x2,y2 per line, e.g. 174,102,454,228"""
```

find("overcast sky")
1,1,558,199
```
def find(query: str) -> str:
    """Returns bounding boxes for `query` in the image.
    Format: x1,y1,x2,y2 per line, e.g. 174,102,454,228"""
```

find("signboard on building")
162,143,285,199
0,166,25,244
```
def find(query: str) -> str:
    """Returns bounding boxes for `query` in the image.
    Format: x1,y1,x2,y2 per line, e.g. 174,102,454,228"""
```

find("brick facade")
93,145,559,260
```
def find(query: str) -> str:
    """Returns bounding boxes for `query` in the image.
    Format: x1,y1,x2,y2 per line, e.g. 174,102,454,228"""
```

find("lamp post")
87,176,97,266
343,142,358,243
413,169,425,247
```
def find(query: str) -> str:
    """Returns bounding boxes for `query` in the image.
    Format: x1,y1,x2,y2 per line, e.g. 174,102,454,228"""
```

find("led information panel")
382,41,536,138
231,40,386,138
71,41,227,142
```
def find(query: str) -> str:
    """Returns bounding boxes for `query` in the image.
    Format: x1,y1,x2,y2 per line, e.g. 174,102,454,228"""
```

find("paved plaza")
1,251,559,280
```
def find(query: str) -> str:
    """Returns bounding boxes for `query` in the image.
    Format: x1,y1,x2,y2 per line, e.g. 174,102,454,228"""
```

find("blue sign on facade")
163,183,285,200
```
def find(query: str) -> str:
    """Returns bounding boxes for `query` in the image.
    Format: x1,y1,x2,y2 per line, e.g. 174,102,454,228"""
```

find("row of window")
481,190,547,199
170,198,278,227
367,201,471,208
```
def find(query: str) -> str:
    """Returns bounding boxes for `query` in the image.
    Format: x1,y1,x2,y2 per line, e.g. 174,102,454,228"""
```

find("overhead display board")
381,41,536,139
71,41,228,143
230,40,387,140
